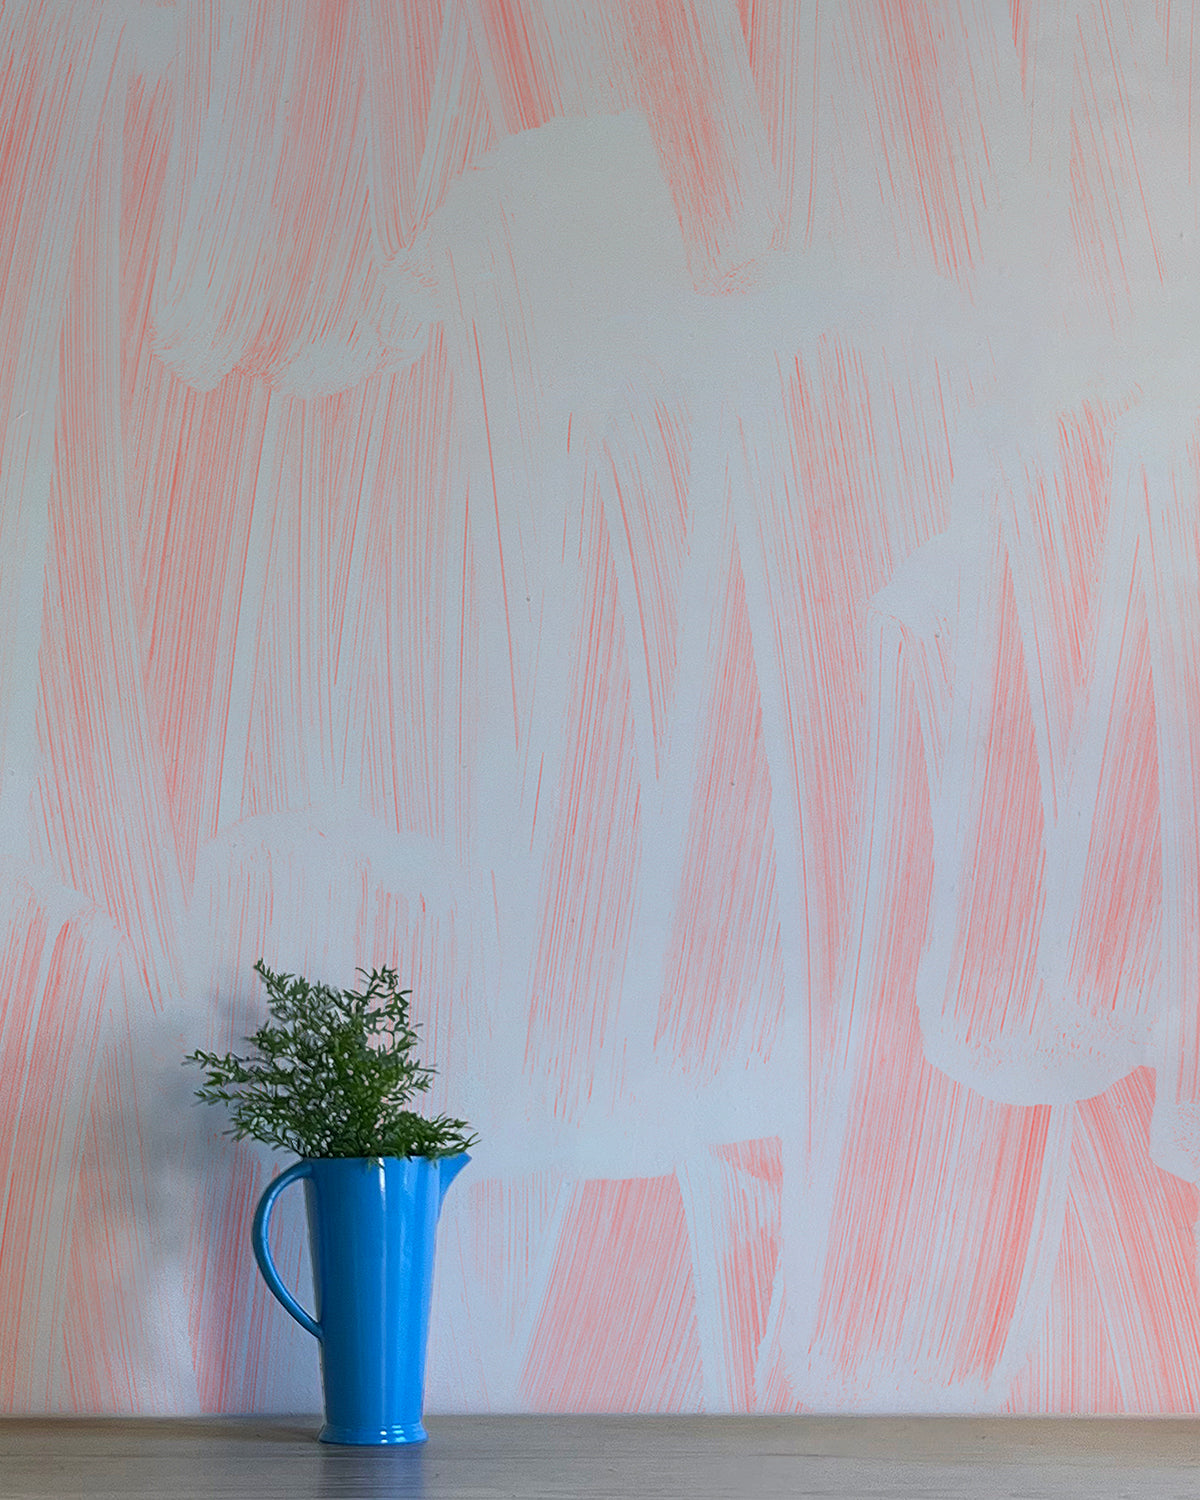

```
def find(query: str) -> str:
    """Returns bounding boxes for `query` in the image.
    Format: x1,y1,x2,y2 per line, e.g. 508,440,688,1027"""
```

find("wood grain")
0,1416,1198,1499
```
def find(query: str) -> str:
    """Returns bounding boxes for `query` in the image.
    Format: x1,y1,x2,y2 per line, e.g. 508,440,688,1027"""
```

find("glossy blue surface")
251,1153,470,1445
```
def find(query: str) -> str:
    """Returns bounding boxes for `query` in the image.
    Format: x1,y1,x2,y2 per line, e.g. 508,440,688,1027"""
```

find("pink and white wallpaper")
2,0,1200,1416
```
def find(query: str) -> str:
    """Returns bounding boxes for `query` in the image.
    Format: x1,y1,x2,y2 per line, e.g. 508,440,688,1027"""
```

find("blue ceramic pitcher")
251,1153,470,1444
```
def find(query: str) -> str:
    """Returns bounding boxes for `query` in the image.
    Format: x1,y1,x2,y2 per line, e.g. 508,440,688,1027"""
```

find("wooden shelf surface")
0,1414,1198,1499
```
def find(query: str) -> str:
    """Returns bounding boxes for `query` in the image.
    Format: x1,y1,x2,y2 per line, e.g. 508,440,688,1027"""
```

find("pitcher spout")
437,1152,470,1207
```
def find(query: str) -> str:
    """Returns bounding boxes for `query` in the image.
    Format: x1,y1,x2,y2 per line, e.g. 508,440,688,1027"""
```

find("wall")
2,0,1199,1415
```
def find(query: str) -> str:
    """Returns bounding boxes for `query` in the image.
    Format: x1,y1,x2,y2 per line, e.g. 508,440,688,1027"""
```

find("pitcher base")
319,1420,428,1445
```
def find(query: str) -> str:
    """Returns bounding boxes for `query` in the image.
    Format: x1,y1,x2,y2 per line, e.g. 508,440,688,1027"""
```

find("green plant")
184,960,477,1159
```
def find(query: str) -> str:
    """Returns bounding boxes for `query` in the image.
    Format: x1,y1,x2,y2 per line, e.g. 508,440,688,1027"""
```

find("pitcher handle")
251,1159,321,1340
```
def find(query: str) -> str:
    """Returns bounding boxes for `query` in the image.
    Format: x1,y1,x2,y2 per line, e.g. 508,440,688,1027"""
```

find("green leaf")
182,961,478,1160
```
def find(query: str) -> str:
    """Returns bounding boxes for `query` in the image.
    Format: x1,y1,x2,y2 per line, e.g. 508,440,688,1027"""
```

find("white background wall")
2,0,1199,1415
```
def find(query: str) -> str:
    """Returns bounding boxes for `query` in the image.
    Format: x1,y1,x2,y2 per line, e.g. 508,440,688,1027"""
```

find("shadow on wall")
39,922,317,1415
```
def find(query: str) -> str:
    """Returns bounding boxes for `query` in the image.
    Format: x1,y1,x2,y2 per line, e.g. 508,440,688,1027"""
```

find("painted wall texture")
2,0,1200,1416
